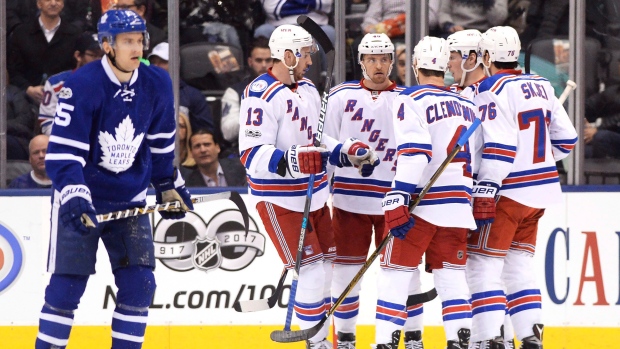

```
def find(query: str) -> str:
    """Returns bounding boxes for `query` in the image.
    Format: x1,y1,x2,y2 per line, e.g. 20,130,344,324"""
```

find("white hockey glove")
329,138,381,177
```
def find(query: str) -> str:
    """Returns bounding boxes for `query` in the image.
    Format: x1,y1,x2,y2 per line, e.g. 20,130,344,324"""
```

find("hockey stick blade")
297,15,334,54
406,288,438,306
233,269,288,312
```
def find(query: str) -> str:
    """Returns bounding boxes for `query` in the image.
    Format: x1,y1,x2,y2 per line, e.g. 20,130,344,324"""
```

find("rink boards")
0,189,618,348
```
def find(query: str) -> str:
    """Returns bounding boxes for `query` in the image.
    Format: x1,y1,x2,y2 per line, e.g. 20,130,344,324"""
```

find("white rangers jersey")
474,70,578,208
239,71,331,212
324,80,405,215
393,84,477,229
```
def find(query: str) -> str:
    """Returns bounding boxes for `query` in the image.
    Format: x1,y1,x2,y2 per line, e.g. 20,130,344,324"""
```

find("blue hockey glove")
153,168,194,220
329,138,381,177
472,181,500,230
382,190,415,239
58,185,98,235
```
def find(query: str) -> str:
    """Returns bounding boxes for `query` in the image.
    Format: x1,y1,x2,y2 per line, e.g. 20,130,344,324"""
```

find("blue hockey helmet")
97,9,150,50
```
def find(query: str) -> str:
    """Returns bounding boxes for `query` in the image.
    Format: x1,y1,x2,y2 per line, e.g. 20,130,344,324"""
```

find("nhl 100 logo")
153,209,265,272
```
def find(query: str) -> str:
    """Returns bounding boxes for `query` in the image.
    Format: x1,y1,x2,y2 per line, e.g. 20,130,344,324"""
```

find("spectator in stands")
7,0,80,105
178,0,243,48
9,135,53,189
438,0,508,37
181,129,247,187
220,36,272,156
254,0,336,45
148,42,215,132
114,0,167,54
179,110,196,167
62,0,103,32
7,71,37,161
394,44,407,85
6,0,38,35
39,31,104,135
584,84,620,159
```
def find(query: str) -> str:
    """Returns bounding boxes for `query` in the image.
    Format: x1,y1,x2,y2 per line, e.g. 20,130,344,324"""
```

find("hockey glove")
58,185,98,235
382,190,415,239
153,168,194,220
472,181,500,230
329,138,381,177
278,144,330,178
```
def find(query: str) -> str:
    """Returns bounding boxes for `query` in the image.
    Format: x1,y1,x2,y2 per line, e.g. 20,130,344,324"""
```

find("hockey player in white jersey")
447,29,517,349
324,33,425,349
35,10,193,349
377,36,477,349
238,25,379,349
468,26,578,349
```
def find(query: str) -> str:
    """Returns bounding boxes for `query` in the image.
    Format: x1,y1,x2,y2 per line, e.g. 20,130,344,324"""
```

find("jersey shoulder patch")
243,73,284,101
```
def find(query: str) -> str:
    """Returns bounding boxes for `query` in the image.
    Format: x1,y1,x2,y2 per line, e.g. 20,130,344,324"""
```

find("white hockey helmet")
358,33,395,63
413,36,449,72
478,26,521,63
447,29,482,57
269,24,317,62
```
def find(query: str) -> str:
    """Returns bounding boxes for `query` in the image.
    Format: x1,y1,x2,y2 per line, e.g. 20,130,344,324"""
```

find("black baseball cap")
75,32,102,54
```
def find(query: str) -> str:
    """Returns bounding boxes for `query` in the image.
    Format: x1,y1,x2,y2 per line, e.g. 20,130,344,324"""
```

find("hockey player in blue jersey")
34,10,193,349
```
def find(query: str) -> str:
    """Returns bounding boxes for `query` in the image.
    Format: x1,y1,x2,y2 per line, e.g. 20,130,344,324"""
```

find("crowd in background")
4,0,620,188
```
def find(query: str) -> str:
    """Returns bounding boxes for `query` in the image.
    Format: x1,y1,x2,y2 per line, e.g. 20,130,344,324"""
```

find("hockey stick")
271,118,482,343
233,268,288,312
407,288,438,307
277,15,337,332
83,191,249,235
558,80,577,104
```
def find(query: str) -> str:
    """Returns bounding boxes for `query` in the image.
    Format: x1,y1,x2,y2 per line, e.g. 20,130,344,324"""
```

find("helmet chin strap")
283,56,300,83
459,54,482,86
107,48,133,74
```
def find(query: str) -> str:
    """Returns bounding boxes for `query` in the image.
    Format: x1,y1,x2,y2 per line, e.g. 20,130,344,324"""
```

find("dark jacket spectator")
6,0,38,35
7,0,80,102
7,84,36,160
62,0,103,32
183,158,247,187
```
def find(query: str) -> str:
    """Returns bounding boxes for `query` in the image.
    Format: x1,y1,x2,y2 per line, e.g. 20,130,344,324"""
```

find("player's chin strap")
459,54,482,86
106,49,133,74
283,55,300,83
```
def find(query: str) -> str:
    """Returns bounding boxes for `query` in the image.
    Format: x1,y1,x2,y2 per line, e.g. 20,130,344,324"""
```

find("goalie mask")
447,29,483,85
412,36,449,84
269,24,318,82
358,33,395,81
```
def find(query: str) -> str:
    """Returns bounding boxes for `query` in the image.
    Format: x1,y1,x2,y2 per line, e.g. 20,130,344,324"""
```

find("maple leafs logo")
98,115,145,173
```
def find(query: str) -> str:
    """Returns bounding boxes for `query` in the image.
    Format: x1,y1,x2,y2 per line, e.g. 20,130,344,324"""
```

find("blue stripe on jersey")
394,180,416,194
333,176,391,198
298,79,316,89
268,148,284,173
493,76,549,95
401,85,474,105
501,166,559,190
266,85,287,102
333,176,392,187
551,137,578,153
240,146,260,170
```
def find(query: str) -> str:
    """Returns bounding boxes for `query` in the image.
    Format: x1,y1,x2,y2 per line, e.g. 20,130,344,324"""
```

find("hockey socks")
295,262,329,343
332,264,363,334
434,269,472,342
111,266,156,348
35,274,88,349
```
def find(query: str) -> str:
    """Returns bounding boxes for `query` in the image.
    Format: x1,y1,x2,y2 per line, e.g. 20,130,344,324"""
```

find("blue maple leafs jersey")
45,58,176,211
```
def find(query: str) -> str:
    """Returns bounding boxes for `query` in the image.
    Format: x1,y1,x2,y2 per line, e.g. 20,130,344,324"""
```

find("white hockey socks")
502,250,542,341
375,268,411,345
467,254,506,342
332,264,363,334
434,268,472,342
296,262,329,343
